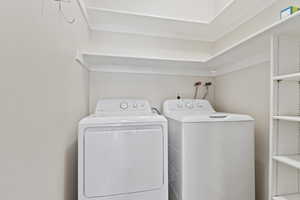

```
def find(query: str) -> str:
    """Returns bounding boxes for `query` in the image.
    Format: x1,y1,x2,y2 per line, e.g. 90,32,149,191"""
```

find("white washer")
78,99,168,200
163,99,255,200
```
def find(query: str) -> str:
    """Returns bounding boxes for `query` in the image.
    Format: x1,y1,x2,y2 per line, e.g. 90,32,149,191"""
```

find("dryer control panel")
163,99,215,113
95,99,152,116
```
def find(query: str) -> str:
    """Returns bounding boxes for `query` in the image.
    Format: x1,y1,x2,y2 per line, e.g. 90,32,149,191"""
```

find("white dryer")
78,99,168,200
163,99,255,200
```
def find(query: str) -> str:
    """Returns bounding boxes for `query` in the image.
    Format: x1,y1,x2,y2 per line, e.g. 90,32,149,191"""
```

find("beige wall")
89,72,214,113
0,1,89,200
214,62,270,200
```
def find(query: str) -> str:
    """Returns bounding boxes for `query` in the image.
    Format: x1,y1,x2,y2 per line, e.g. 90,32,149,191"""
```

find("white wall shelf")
273,155,300,170
76,53,210,76
269,32,300,200
77,11,300,76
273,116,300,122
273,73,300,81
273,194,300,200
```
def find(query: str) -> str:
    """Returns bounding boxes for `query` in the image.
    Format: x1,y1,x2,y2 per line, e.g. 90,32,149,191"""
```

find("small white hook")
55,0,76,24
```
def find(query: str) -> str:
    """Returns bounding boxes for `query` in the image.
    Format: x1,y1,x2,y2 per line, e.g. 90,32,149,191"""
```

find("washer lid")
163,99,253,122
165,112,254,122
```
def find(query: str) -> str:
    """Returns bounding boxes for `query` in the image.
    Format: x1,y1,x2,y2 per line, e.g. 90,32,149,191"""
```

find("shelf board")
273,155,300,170
273,72,300,81
272,116,300,122
273,193,300,200
77,10,300,75
76,52,212,76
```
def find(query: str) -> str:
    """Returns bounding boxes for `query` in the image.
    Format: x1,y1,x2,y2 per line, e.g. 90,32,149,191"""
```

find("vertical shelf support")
269,34,279,200
269,33,300,200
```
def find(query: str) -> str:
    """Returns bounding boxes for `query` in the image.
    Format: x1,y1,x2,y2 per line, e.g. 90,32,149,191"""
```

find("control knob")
120,102,128,110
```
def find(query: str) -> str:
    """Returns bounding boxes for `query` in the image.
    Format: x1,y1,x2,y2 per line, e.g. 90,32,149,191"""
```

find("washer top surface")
80,99,166,125
163,99,253,122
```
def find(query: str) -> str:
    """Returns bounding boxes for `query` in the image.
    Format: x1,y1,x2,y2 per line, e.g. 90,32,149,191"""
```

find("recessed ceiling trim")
210,0,235,23
83,0,279,41
213,0,278,41
87,7,210,24
86,0,236,25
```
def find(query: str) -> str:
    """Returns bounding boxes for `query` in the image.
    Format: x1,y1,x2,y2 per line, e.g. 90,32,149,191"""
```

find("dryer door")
84,125,164,198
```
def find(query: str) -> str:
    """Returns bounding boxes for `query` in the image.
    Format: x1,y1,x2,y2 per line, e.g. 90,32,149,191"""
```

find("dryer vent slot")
209,115,227,118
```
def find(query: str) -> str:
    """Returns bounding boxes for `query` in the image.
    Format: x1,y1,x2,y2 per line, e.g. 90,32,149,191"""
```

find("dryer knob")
120,102,128,110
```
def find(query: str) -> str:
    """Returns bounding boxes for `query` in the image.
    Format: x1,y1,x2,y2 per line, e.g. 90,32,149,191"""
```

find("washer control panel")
95,99,151,115
163,99,215,113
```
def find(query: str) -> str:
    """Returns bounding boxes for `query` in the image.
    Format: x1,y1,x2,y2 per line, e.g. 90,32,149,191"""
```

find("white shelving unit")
273,193,300,200
273,155,300,170
76,12,300,76
269,30,300,200
273,73,300,81
273,116,300,122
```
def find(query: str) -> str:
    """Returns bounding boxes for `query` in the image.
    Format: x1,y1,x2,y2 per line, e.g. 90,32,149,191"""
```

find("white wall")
89,72,214,112
214,62,270,200
0,1,89,200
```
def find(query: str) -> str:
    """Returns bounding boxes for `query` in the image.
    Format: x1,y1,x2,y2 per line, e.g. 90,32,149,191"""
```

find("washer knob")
120,102,128,110
197,103,203,108
139,103,145,108
177,103,183,108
